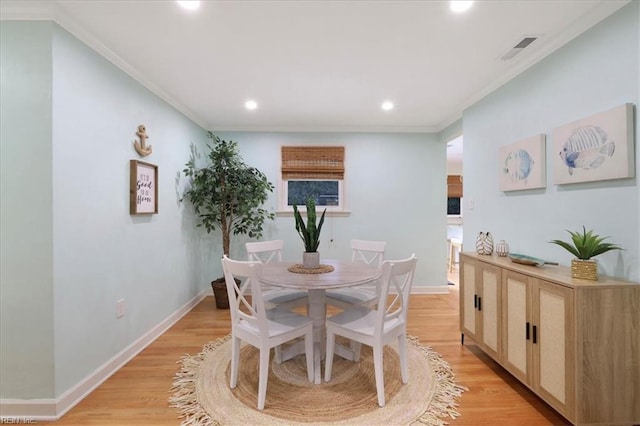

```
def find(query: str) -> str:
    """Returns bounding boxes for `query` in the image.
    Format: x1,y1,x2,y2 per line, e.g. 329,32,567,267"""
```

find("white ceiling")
1,0,629,133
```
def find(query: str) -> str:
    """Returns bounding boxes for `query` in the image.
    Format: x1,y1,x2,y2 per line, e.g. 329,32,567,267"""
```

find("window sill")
276,210,351,218
447,216,463,225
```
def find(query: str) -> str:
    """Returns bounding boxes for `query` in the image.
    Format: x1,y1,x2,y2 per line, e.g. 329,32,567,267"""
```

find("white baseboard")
0,285,447,421
0,289,208,422
384,285,451,295
411,285,451,295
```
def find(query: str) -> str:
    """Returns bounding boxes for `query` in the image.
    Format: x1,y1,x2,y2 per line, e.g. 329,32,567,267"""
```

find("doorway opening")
446,135,463,285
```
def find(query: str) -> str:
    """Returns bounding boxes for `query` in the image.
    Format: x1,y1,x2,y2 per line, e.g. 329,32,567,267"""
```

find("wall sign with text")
130,160,158,214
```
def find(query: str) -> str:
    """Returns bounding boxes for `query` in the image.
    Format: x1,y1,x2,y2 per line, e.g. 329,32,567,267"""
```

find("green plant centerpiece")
293,197,326,268
549,226,622,280
182,132,275,307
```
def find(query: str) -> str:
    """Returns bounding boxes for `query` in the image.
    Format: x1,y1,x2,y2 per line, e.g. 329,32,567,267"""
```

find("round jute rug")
169,335,465,426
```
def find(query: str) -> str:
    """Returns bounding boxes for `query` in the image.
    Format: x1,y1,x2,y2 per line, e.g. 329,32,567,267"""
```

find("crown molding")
0,0,454,135
210,123,440,134
1,0,210,131
460,0,631,113
2,0,630,136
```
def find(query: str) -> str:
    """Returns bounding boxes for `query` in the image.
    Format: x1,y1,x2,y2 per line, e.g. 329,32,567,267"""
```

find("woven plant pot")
211,277,240,310
571,259,598,281
211,278,229,309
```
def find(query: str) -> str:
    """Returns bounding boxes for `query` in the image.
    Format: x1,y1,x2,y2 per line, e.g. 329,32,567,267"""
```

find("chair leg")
324,330,336,382
274,345,283,364
304,330,314,382
230,336,240,388
398,334,409,383
373,344,385,407
257,348,270,410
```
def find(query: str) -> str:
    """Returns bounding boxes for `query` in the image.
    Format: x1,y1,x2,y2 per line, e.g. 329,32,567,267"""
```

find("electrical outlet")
116,299,126,319
468,197,475,210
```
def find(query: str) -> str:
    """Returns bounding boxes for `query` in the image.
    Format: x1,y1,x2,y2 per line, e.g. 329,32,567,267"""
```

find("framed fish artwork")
552,103,635,185
498,134,546,191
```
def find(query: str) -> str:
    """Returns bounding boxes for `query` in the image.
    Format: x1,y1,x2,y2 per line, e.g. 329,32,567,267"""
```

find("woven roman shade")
447,175,463,198
281,146,345,180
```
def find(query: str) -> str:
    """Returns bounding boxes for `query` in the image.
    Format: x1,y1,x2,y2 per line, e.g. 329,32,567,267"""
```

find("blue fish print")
559,125,615,176
503,149,533,182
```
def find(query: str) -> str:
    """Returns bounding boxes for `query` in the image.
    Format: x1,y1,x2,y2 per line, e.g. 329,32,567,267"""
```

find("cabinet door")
532,279,575,420
478,263,501,360
459,256,477,341
501,270,531,384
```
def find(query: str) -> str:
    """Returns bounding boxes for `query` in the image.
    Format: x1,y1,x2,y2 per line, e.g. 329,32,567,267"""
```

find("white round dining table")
259,259,381,384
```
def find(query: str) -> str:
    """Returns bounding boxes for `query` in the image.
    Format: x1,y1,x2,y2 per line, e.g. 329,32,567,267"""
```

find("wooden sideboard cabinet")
460,256,501,360
502,269,576,419
460,252,640,426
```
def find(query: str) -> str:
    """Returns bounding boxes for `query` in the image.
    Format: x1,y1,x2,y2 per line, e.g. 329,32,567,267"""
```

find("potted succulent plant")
182,132,275,308
549,226,622,280
293,197,326,269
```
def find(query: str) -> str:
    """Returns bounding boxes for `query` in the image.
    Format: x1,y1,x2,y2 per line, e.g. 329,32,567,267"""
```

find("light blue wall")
0,22,211,399
439,118,462,144
216,131,448,288
462,2,639,281
50,25,212,396
0,21,55,399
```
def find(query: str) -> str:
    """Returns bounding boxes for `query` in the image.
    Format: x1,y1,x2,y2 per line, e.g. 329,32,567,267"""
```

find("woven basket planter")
210,277,241,309
211,278,229,309
571,259,598,280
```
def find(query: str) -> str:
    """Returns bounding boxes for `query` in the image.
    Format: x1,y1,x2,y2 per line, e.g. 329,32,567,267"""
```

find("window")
447,197,461,215
279,146,346,212
287,180,340,206
447,175,463,218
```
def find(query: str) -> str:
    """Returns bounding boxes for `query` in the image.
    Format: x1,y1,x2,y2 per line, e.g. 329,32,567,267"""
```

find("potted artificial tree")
293,197,326,269
549,226,622,280
182,132,275,308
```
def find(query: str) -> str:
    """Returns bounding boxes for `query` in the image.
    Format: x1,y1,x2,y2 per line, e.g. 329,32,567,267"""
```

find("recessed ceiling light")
450,1,473,13
177,1,200,11
381,101,394,111
245,100,258,110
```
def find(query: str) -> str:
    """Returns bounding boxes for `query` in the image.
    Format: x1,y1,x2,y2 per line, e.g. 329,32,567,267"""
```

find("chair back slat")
351,239,386,268
246,240,285,294
246,240,284,264
222,255,268,335
374,254,417,331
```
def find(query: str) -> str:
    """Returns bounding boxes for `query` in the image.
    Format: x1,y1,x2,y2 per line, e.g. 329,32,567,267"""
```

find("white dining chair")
221,255,314,410
325,239,386,310
324,254,417,407
245,240,308,310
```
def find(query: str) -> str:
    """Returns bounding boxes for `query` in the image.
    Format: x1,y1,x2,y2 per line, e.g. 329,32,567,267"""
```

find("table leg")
307,289,326,384
272,289,327,383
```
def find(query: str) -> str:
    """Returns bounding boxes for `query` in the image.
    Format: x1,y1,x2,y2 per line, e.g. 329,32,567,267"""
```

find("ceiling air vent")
500,37,537,61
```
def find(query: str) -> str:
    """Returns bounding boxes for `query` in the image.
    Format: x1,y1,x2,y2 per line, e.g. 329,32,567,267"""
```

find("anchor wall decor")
133,124,152,157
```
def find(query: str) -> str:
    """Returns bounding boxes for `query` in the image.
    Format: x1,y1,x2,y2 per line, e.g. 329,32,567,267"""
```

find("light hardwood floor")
51,267,569,425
